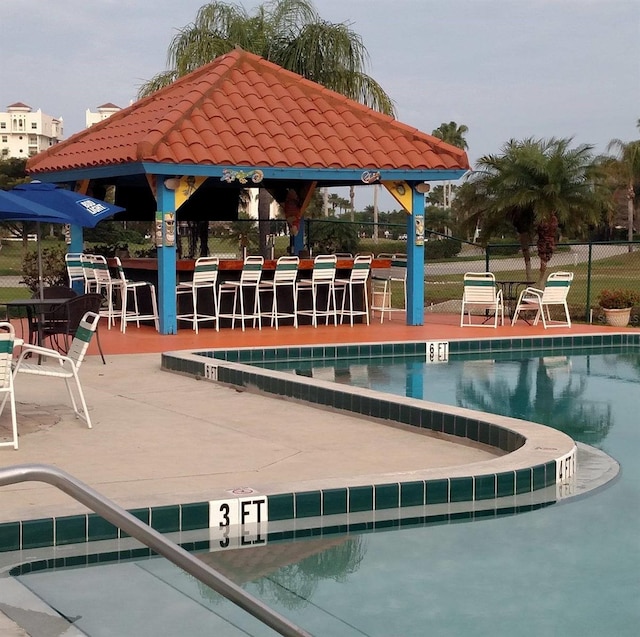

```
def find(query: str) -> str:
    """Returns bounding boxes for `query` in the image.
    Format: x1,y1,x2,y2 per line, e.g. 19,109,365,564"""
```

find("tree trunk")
518,232,533,281
349,186,355,222
322,187,329,217
373,185,379,241
258,188,272,259
628,184,634,252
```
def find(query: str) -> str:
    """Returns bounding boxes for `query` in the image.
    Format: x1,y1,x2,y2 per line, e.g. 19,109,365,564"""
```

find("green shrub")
21,246,67,292
424,238,462,260
308,219,358,255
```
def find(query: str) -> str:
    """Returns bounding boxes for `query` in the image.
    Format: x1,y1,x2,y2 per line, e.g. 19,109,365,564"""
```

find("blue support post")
69,225,84,293
405,188,425,325
293,225,305,255
156,180,177,334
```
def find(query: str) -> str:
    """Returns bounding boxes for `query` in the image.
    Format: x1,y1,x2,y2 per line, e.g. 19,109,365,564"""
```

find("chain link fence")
2,220,638,326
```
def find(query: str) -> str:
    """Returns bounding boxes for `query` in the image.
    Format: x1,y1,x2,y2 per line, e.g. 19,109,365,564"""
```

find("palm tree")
458,137,605,282
431,122,469,210
139,0,396,257
606,137,640,247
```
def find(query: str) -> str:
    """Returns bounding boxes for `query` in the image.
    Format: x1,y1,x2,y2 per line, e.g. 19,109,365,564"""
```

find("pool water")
13,349,640,636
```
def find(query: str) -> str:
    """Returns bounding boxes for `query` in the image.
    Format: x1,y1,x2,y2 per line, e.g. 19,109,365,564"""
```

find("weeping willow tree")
138,0,396,257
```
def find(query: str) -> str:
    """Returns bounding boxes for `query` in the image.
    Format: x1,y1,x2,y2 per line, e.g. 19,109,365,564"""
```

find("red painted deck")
67,312,638,357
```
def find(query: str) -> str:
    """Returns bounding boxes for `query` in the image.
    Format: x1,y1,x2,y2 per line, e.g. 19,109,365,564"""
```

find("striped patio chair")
176,256,220,333
460,272,504,328
511,271,574,328
335,254,372,326
296,254,338,327
259,255,299,329
0,322,18,450
218,255,264,330
12,311,100,428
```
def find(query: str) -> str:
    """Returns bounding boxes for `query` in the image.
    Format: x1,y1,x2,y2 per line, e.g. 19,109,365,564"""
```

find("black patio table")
5,298,71,347
495,280,536,319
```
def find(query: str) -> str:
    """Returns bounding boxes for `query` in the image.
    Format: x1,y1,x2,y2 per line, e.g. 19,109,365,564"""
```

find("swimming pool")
6,339,636,635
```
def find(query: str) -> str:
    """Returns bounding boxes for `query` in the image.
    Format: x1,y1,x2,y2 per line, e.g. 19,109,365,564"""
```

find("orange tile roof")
27,49,469,175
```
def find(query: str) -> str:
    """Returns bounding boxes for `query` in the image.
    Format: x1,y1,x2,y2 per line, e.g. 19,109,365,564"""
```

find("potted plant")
597,289,640,327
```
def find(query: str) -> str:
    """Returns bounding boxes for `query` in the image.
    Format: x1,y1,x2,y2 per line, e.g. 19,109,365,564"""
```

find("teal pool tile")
400,481,425,507
443,414,455,436
466,419,479,442
399,404,411,425
55,515,87,545
498,427,508,450
454,417,467,438
477,423,490,445
426,479,449,505
496,472,515,498
22,518,54,549
474,475,497,500
431,411,444,433
449,477,473,502
0,522,20,552
545,461,557,487
489,425,500,448
87,515,118,542
349,485,374,513
379,400,390,420
532,465,546,490
150,505,180,533
323,488,347,516
295,491,322,518
120,508,150,538
516,468,532,494
387,402,400,423
375,483,399,510
181,502,209,531
268,493,294,521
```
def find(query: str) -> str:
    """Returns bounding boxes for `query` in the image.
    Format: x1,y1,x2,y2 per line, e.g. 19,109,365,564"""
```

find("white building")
0,102,63,159
85,102,121,128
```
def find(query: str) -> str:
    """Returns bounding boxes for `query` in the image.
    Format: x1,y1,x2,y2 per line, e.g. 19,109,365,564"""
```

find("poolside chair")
90,254,120,328
176,256,220,333
371,254,407,323
12,311,100,428
334,254,372,326
460,272,504,328
511,271,574,328
217,255,264,330
65,252,85,289
296,254,338,327
258,255,299,329
113,257,160,334
0,322,18,450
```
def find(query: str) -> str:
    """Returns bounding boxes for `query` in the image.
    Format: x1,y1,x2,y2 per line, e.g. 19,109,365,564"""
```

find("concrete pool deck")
0,352,500,524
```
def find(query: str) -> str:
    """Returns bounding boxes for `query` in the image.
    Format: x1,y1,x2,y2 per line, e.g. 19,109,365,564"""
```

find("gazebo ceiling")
27,49,469,185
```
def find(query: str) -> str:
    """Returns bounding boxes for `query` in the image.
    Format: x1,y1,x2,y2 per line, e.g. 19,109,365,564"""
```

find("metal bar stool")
218,255,264,331
335,254,372,326
259,255,299,329
176,256,220,333
114,257,159,333
296,254,338,327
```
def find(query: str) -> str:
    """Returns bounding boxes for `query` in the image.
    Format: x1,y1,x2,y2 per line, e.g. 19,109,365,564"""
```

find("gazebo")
27,49,470,334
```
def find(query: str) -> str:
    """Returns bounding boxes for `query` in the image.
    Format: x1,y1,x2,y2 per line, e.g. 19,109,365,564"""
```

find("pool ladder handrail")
0,463,312,637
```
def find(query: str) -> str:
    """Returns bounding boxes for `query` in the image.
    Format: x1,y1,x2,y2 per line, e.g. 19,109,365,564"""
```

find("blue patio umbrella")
0,183,124,297
10,181,124,227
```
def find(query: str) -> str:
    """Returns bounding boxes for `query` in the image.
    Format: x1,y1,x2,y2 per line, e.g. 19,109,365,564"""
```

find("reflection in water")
456,356,612,445
196,535,366,610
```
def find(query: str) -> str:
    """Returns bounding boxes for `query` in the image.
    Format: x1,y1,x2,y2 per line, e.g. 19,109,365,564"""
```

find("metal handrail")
0,464,312,637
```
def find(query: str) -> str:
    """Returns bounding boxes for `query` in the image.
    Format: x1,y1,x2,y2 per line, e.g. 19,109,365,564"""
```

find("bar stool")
296,254,338,327
81,253,99,294
114,257,159,333
176,256,220,333
370,254,407,323
259,255,299,329
218,255,264,331
90,255,120,328
334,254,372,326
64,253,85,289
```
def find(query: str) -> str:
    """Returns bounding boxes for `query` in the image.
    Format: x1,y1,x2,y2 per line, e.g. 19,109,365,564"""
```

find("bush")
308,219,358,255
21,246,67,292
424,238,462,260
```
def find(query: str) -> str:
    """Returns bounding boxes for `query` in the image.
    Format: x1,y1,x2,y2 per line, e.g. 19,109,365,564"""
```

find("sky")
3,0,638,210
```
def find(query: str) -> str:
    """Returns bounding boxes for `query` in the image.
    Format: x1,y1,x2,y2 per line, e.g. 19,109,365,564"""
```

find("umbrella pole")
37,221,44,299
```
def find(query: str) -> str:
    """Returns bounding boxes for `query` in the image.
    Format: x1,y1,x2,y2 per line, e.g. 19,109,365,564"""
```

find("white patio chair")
90,254,120,328
176,256,220,333
12,311,100,428
218,255,264,330
460,272,504,328
114,257,160,333
511,271,574,328
296,254,338,327
81,252,99,294
0,322,18,450
371,254,407,323
65,252,85,289
334,254,372,326
259,255,299,329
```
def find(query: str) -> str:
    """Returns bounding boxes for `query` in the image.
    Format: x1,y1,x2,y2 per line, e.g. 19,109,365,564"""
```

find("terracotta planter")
602,307,632,327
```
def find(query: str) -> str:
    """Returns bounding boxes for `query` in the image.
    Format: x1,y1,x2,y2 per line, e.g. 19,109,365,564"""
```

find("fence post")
485,245,490,273
585,242,593,321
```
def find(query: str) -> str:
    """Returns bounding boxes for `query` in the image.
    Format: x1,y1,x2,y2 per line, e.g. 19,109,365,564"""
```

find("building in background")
0,102,63,158
85,103,121,128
